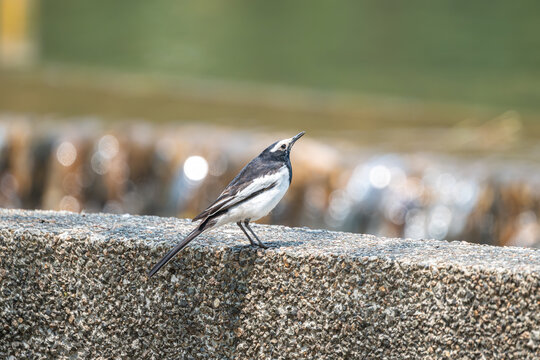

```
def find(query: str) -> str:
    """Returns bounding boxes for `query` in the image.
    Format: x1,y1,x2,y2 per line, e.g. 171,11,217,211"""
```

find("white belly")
215,167,290,226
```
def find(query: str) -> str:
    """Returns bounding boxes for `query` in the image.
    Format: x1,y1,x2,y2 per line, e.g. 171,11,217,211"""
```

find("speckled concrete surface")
0,209,539,359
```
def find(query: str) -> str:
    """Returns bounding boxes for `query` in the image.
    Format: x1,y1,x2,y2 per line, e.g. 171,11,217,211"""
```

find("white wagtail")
148,131,305,277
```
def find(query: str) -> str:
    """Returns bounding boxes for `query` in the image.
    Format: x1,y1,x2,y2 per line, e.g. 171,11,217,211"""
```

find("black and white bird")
148,131,305,277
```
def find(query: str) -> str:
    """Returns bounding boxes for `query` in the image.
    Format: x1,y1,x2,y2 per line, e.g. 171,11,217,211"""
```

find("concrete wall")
0,209,539,359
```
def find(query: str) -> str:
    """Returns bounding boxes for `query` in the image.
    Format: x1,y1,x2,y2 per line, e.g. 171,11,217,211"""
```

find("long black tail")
147,228,203,277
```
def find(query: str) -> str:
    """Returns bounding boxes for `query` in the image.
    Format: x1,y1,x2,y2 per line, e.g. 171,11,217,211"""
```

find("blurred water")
1,114,538,248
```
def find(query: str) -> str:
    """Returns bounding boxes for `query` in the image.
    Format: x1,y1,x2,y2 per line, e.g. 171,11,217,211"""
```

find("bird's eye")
280,144,286,150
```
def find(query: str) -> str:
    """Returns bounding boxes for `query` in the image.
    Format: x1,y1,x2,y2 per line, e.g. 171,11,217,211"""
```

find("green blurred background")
1,0,539,128
40,0,540,110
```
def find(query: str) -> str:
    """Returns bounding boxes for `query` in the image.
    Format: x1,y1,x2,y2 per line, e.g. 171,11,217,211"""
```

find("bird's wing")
193,161,285,222
191,189,238,222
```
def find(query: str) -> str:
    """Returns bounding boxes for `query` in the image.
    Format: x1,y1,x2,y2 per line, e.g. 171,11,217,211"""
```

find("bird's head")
261,131,305,161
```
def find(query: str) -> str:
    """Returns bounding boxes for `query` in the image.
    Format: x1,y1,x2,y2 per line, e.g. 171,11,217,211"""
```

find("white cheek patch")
270,139,291,152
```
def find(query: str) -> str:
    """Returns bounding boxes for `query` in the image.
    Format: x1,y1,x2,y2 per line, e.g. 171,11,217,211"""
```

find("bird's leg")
237,221,257,247
244,220,268,249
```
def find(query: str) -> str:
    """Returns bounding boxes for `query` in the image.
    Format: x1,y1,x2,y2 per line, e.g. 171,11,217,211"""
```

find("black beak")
289,131,305,148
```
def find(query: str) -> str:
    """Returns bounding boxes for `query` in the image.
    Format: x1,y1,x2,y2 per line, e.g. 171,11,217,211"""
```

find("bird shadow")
228,239,305,251
143,235,307,356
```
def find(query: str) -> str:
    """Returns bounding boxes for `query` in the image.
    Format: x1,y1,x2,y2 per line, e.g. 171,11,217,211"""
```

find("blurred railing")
1,113,539,247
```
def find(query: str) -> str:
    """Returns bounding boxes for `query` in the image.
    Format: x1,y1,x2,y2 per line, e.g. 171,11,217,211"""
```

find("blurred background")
1,0,539,247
